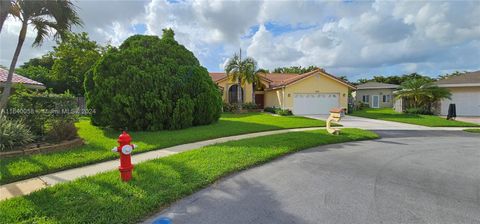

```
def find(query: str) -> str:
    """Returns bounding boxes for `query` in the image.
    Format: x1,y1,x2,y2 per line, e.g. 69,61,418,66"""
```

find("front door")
372,95,380,108
255,94,265,109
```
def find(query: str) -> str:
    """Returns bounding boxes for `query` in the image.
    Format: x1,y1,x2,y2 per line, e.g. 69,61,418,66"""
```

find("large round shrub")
85,29,222,131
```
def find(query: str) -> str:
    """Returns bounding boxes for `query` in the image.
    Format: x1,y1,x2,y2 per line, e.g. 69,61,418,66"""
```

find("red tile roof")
209,69,355,89
209,72,228,82
0,68,45,87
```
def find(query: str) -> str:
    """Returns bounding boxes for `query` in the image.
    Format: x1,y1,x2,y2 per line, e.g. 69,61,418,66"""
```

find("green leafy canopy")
85,30,222,131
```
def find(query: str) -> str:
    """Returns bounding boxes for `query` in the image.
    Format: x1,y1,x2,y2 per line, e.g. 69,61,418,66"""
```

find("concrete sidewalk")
0,127,323,201
306,115,467,131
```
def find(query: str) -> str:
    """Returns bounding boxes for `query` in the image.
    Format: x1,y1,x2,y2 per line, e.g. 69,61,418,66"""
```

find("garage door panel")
441,92,480,116
293,93,340,115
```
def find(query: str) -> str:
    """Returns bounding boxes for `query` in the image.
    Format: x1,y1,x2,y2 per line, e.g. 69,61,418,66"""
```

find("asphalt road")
144,130,480,224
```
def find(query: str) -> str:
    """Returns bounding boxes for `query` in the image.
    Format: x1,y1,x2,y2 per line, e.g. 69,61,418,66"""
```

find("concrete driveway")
306,115,464,130
144,130,480,224
454,117,480,125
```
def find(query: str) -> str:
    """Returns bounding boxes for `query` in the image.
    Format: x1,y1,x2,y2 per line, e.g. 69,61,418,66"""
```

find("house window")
383,95,391,103
228,84,244,103
362,95,369,103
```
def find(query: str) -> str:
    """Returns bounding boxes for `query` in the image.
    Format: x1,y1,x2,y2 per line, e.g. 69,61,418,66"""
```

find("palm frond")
19,0,82,46
30,17,54,46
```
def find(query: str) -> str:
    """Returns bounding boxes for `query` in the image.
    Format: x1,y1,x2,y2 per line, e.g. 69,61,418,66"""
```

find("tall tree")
20,52,55,69
0,0,82,109
356,73,434,85
438,71,464,80
225,50,262,109
50,32,102,95
273,65,319,74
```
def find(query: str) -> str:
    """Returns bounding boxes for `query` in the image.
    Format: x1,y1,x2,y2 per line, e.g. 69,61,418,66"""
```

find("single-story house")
209,69,355,115
354,82,399,108
435,71,480,116
0,68,45,91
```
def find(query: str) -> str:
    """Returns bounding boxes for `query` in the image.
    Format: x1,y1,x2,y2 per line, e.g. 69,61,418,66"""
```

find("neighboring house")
209,69,355,115
354,82,399,108
435,71,480,116
0,68,45,91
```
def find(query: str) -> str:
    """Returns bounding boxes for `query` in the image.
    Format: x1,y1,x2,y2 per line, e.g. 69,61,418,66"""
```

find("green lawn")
0,113,326,184
464,129,480,133
0,128,377,224
350,108,480,127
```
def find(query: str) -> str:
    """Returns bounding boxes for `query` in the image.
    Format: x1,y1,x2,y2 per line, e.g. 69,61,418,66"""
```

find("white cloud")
244,0,480,77
1,0,479,79
247,25,304,69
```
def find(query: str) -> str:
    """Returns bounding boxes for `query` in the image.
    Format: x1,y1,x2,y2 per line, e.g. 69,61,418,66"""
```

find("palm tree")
0,0,13,33
224,50,263,110
0,0,82,109
395,78,451,113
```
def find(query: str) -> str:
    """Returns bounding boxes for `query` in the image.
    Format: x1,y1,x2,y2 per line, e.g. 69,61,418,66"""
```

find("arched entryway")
228,84,244,104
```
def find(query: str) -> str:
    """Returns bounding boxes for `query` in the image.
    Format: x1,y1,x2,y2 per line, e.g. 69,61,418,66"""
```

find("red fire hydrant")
112,131,136,181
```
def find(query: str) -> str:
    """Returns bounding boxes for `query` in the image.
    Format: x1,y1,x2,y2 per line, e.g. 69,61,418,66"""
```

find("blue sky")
1,0,479,82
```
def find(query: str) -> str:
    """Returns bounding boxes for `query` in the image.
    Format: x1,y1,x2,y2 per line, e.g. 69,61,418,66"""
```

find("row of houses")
209,69,480,117
1,67,479,116
355,71,480,116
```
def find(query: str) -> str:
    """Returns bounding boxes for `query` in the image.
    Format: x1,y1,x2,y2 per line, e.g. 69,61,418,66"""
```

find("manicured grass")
0,113,326,184
351,108,480,127
464,129,480,133
0,128,377,224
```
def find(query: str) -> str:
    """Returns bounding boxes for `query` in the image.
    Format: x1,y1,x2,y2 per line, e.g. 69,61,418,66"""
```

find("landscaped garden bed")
0,137,84,158
0,128,378,224
351,108,480,127
0,113,327,184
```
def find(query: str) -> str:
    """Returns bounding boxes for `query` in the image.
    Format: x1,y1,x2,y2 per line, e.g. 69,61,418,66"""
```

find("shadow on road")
372,130,474,139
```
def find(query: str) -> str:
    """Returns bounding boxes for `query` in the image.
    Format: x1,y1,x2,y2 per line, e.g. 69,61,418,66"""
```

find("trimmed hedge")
85,29,222,131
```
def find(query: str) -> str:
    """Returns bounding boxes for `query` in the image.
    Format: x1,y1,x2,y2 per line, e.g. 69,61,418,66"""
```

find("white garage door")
441,92,480,116
293,93,340,115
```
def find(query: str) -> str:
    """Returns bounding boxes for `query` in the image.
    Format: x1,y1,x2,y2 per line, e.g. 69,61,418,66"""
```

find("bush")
46,120,78,142
242,102,258,110
405,107,433,115
223,102,238,112
170,96,194,130
263,106,292,116
0,115,34,151
85,30,222,131
275,108,293,116
354,101,369,111
264,106,276,113
6,88,78,139
223,102,257,112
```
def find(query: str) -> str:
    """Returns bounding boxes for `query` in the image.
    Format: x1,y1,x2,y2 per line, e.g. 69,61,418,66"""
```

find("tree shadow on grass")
4,157,209,223
100,120,301,150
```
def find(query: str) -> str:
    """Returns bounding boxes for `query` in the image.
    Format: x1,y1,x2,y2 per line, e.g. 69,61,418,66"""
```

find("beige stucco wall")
354,88,396,108
264,89,283,108
264,73,350,111
216,78,254,103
